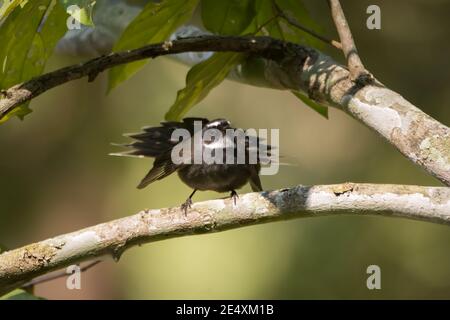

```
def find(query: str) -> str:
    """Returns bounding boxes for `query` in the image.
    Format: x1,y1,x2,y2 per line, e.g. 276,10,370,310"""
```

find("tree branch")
0,183,449,295
0,36,285,119
328,0,369,81
0,35,449,185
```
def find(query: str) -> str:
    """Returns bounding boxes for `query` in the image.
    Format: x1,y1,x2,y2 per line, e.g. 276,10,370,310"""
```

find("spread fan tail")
110,118,208,158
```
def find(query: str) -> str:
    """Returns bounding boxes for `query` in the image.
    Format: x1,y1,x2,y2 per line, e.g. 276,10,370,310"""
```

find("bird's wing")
113,118,212,189
137,154,179,189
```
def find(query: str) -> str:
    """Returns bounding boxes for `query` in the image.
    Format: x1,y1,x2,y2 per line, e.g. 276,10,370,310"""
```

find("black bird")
113,117,270,214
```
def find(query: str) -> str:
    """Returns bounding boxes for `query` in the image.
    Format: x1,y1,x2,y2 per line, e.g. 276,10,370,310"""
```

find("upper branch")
0,35,290,120
0,183,449,295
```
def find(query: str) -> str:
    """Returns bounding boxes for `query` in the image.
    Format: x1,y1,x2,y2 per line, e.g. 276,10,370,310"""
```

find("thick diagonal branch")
0,35,449,185
0,183,449,295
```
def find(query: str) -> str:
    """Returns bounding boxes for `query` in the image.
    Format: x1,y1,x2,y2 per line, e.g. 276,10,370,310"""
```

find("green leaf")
201,0,255,35
252,0,284,39
0,0,68,123
163,0,257,120
108,0,199,91
0,0,22,21
292,90,328,118
274,0,323,47
59,0,96,26
0,103,32,124
251,0,323,48
165,53,244,121
0,289,44,300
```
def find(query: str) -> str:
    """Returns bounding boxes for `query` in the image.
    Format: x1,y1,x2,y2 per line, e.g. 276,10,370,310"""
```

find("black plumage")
113,117,270,214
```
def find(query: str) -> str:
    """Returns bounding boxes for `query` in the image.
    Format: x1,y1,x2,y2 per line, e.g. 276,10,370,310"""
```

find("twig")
0,183,449,295
328,0,370,81
273,2,342,49
21,260,101,289
253,12,281,35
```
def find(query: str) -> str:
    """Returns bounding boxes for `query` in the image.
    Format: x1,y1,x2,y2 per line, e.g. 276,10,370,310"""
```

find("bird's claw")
181,198,193,216
230,190,239,207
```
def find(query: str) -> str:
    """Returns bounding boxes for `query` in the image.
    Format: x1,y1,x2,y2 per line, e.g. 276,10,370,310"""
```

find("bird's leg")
230,190,239,206
181,189,197,216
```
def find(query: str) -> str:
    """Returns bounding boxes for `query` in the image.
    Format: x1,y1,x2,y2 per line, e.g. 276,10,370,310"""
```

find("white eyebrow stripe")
205,120,231,128
206,121,223,128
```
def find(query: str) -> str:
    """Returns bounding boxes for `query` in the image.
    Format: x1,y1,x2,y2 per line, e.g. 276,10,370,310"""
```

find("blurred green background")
1,0,450,299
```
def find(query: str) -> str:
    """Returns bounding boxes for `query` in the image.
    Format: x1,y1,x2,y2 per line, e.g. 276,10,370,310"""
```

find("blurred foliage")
0,0,68,123
0,0,450,299
169,0,328,119
165,52,244,120
0,289,43,300
0,0,326,123
108,0,199,91
292,90,328,118
60,0,96,26
0,0,23,20
202,0,255,35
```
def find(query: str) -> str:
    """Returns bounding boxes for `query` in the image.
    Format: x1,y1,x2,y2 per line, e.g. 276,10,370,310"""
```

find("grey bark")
1,183,449,295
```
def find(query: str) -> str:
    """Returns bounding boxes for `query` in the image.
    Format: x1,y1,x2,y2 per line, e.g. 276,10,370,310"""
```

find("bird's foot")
230,190,239,207
180,198,193,216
